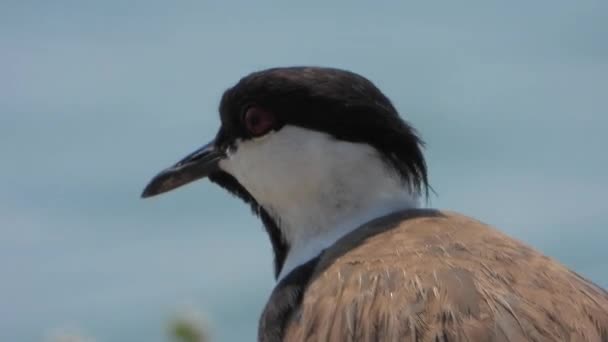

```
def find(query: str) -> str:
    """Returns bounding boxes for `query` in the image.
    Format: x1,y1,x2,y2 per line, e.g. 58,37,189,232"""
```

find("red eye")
243,106,276,136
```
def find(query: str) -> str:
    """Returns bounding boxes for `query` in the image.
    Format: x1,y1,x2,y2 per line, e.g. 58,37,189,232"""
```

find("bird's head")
142,67,429,279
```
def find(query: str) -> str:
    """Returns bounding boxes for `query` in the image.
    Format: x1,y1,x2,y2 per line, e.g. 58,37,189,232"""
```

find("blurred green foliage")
48,310,211,342
168,313,209,342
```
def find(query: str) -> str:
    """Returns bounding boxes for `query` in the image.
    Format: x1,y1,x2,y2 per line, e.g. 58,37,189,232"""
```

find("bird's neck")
274,185,419,281
218,126,421,281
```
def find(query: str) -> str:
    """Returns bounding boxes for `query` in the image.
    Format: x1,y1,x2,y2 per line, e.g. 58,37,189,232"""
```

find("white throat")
219,125,420,282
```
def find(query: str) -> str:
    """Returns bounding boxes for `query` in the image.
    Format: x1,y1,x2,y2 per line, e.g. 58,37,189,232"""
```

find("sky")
1,1,607,341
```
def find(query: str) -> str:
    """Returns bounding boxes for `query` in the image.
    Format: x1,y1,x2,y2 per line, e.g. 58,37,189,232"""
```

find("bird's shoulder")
274,209,608,341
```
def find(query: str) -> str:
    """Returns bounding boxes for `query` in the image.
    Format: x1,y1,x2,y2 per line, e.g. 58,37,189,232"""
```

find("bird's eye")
243,106,276,137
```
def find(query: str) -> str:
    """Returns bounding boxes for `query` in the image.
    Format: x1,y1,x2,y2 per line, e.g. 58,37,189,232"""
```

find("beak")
141,141,226,198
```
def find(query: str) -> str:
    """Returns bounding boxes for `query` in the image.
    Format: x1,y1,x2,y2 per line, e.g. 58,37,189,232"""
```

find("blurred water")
1,1,607,341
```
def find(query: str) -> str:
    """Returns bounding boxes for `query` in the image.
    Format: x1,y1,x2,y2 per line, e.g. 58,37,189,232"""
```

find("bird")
141,66,608,341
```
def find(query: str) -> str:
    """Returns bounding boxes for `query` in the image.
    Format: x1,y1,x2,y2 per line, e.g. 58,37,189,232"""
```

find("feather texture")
260,209,608,342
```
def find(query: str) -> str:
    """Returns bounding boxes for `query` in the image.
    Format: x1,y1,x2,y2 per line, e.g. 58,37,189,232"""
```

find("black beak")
141,141,226,198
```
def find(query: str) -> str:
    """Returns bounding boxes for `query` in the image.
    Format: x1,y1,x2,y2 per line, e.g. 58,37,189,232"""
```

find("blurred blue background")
2,1,607,341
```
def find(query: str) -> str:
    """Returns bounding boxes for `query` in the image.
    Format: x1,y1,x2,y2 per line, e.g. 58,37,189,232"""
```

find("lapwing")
142,67,608,342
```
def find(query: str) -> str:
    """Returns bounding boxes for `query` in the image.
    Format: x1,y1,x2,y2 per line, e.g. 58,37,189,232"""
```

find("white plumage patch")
219,125,419,281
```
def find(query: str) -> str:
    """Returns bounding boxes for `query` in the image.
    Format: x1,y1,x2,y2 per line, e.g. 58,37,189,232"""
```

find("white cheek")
219,124,415,220
219,127,326,204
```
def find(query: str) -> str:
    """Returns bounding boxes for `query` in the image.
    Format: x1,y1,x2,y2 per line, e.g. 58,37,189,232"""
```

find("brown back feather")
275,210,608,342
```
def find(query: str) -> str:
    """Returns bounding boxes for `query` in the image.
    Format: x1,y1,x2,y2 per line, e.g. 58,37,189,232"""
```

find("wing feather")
266,210,608,342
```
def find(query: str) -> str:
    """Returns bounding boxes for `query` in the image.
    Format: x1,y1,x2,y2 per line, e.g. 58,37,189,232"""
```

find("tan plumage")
269,209,608,342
